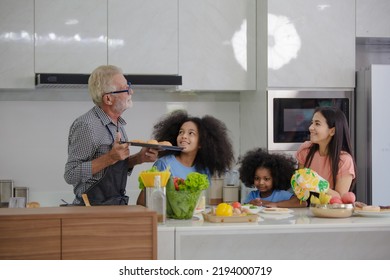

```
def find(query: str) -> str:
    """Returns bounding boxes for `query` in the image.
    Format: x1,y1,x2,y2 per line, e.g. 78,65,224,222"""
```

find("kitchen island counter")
158,208,390,259
0,205,157,260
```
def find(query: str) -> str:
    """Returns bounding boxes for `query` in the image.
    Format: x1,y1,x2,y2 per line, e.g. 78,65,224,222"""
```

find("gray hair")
88,65,123,105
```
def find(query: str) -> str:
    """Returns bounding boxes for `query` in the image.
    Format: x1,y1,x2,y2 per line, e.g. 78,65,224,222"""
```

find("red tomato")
231,201,241,209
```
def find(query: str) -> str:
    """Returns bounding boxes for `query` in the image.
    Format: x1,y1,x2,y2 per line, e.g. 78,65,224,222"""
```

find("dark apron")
83,123,129,205
84,159,129,205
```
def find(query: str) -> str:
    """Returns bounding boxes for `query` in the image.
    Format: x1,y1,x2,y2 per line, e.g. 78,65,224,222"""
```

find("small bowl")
139,171,170,187
310,203,354,218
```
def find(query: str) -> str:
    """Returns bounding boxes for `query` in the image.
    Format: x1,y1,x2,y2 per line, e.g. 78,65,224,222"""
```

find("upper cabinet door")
179,0,256,91
356,0,390,38
268,0,355,88
108,0,178,75
35,0,107,73
0,0,34,88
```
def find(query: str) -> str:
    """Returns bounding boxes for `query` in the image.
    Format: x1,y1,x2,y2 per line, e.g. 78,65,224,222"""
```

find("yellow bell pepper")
215,203,233,216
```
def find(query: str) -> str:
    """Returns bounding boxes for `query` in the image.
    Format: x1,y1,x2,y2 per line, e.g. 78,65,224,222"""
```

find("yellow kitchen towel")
290,168,329,201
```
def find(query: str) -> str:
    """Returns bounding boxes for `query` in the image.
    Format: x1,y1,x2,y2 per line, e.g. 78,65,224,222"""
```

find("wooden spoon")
82,194,91,206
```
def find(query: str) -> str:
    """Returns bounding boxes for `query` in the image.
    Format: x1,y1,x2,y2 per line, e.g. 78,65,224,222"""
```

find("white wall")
0,88,240,206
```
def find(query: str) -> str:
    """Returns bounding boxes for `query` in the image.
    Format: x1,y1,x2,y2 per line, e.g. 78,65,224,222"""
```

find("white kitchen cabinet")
268,0,355,88
179,0,256,91
0,0,34,88
35,0,107,73
158,227,175,260
356,0,390,38
108,0,178,75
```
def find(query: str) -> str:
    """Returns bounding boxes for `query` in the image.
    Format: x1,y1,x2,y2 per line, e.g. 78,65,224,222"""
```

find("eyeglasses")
105,82,132,95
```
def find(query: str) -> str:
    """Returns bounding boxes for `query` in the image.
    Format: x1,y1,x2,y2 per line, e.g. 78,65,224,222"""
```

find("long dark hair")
152,110,235,176
304,107,356,190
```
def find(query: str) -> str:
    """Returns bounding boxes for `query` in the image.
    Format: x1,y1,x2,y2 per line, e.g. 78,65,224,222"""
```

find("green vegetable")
166,172,209,219
179,172,209,192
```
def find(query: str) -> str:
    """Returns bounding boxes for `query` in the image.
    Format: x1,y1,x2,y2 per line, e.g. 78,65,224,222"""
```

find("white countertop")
159,208,390,230
157,208,390,260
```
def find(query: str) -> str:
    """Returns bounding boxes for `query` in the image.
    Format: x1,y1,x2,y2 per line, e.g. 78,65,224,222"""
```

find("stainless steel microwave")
267,90,354,153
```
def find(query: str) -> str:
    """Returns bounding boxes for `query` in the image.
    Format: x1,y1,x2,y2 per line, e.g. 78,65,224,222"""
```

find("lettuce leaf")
181,172,209,191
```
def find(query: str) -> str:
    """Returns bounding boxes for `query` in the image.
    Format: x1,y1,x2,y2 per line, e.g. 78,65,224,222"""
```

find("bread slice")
380,205,390,212
362,205,380,212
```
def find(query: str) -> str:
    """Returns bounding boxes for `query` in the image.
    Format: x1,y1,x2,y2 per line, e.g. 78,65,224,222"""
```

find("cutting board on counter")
202,212,259,223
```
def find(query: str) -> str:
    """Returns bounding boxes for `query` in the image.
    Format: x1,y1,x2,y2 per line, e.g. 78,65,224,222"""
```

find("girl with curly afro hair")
137,110,235,205
239,148,306,208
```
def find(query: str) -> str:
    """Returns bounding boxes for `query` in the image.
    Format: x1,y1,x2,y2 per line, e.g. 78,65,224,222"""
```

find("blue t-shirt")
153,154,211,182
244,189,293,204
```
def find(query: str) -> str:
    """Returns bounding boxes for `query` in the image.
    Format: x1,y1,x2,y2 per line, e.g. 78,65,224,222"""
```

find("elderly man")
64,65,158,205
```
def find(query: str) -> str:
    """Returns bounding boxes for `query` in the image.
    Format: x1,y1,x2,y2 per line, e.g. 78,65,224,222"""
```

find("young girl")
239,148,305,208
137,110,235,205
295,106,356,198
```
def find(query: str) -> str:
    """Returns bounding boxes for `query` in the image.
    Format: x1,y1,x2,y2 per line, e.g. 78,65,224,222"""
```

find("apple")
341,192,356,204
330,197,343,204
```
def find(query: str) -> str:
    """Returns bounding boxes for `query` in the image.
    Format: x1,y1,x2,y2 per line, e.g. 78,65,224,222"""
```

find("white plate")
241,205,264,214
354,210,390,217
261,208,293,214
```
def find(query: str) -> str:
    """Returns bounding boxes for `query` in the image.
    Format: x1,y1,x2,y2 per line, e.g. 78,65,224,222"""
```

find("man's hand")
91,132,130,175
138,147,158,163
109,132,130,162
128,146,159,169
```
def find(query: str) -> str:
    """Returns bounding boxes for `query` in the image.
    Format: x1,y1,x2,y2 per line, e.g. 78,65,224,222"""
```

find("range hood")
35,73,182,88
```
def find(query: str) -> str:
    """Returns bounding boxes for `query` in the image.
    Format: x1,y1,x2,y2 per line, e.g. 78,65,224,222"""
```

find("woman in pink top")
296,107,356,198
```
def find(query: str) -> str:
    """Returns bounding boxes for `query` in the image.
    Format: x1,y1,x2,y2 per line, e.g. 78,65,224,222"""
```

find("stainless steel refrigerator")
356,64,390,205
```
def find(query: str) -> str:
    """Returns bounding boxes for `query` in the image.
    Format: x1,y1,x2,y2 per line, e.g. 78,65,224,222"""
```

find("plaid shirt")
64,106,129,204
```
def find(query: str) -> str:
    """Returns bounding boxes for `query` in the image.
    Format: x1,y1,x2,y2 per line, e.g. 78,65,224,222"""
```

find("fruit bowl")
310,203,354,218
